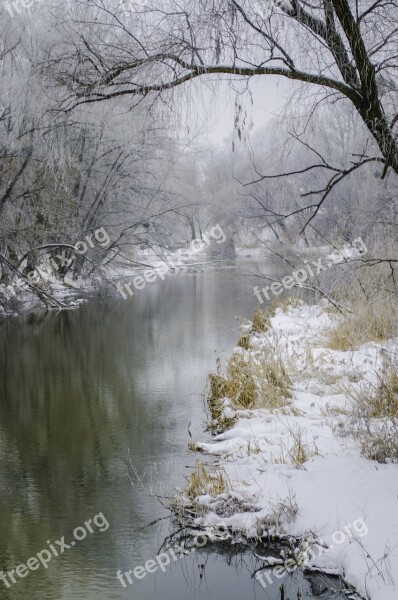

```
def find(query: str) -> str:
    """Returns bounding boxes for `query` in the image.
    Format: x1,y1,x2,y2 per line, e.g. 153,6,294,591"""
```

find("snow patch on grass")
177,300,398,600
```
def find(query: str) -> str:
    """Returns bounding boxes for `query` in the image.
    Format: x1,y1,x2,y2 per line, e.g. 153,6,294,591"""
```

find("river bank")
0,246,230,319
175,299,398,600
0,224,232,318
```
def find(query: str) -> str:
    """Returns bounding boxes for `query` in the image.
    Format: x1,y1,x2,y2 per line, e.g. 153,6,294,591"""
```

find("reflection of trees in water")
0,300,176,588
0,274,235,584
0,306,140,486
0,270,264,599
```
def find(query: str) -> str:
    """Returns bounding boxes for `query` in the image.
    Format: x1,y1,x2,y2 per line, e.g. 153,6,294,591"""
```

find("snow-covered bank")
0,266,93,318
0,232,230,318
180,302,398,600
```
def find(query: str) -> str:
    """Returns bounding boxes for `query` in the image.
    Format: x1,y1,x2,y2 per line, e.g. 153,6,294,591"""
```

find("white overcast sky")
185,75,289,146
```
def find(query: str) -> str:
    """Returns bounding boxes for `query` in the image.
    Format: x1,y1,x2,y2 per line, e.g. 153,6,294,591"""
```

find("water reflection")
0,268,347,599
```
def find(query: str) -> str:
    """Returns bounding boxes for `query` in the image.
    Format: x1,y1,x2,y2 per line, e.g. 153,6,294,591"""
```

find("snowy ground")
187,302,398,600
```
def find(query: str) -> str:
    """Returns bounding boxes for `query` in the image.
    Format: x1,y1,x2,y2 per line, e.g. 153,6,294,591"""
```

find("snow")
0,237,222,317
189,302,398,600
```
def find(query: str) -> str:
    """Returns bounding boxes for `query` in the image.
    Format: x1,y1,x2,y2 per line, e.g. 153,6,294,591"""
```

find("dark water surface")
0,267,346,599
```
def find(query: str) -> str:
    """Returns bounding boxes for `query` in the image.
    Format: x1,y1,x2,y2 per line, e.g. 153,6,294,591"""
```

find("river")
0,266,347,599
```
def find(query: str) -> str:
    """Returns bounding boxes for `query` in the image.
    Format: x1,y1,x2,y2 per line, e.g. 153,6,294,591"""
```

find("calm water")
0,267,346,599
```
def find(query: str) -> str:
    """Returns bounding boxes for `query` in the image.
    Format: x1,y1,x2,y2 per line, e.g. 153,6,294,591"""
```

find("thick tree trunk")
362,107,398,176
331,0,398,175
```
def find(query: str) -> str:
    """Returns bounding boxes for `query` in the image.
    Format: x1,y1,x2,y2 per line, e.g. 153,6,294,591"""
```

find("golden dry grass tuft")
225,352,258,409
338,358,398,462
289,431,308,466
186,461,227,500
371,365,398,418
325,300,398,350
251,307,273,333
345,362,398,420
273,427,321,468
207,344,292,431
237,333,251,350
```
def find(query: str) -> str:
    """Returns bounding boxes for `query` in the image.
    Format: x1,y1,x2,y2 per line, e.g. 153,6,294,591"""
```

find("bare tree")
53,0,398,179
0,3,201,310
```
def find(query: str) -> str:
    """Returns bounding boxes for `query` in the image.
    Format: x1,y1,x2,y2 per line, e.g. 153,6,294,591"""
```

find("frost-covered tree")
0,2,199,308
51,0,398,228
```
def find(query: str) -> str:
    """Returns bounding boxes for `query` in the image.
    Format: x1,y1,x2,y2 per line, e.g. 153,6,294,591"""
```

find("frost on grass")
172,460,260,530
338,354,398,463
324,283,398,351
175,299,398,600
173,458,299,542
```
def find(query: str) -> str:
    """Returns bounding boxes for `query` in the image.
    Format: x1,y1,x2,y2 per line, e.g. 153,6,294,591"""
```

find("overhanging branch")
63,59,363,111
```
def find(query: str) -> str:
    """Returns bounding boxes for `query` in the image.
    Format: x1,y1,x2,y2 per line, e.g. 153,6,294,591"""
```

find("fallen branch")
0,253,65,309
